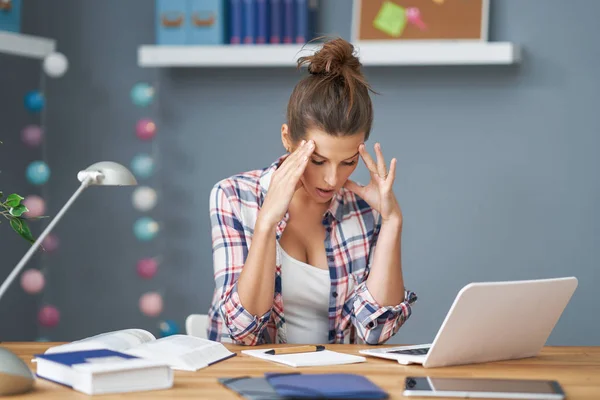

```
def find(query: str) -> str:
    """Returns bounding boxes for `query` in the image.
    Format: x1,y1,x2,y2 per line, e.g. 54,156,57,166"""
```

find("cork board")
352,0,489,42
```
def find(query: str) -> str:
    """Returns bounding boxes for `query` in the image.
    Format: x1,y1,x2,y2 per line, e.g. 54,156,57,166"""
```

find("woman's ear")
281,124,292,152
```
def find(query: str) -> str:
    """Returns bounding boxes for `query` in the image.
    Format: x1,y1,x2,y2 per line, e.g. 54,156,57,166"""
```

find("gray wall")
0,0,598,345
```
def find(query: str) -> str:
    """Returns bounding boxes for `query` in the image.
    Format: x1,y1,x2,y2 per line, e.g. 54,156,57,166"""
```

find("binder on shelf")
0,0,21,33
269,0,282,44
155,0,188,45
156,0,226,45
256,0,268,44
308,0,318,42
294,0,307,43
188,0,226,45
242,0,256,44
282,0,294,44
229,0,243,44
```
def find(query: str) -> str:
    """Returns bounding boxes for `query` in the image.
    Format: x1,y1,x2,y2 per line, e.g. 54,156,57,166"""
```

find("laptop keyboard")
389,347,430,355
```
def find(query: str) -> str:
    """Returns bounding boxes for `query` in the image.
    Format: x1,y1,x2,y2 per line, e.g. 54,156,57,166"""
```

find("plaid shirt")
207,155,417,345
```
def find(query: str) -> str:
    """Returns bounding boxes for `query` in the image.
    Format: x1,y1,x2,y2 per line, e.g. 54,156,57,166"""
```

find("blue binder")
282,0,294,43
269,0,282,43
242,0,255,44
294,0,307,43
229,0,243,44
0,0,21,33
256,0,268,44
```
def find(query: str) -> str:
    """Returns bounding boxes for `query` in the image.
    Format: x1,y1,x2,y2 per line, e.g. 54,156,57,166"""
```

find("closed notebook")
218,376,283,400
241,348,366,367
266,373,389,399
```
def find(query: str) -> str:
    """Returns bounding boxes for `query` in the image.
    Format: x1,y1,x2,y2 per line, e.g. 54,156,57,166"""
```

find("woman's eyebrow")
313,151,360,161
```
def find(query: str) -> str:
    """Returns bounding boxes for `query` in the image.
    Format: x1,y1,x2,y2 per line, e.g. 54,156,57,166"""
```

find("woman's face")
283,126,365,204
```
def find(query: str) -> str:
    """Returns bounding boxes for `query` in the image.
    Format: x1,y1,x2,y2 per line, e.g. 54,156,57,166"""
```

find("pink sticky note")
406,7,427,31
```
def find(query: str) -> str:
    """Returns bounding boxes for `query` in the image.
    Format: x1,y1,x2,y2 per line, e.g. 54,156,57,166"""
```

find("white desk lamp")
0,161,137,302
0,162,137,396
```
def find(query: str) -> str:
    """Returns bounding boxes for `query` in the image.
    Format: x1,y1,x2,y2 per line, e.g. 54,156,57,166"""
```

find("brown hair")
286,37,375,143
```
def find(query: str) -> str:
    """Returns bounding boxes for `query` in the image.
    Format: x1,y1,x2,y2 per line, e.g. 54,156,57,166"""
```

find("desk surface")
4,343,600,399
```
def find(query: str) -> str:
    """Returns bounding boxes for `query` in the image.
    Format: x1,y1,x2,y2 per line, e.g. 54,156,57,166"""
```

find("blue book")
265,373,389,399
282,0,294,44
269,0,282,43
33,349,173,395
256,0,268,44
308,0,318,41
294,0,308,43
229,0,243,44
242,0,256,44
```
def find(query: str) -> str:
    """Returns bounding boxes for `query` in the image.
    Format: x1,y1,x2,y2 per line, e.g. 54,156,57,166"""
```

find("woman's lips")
316,187,334,198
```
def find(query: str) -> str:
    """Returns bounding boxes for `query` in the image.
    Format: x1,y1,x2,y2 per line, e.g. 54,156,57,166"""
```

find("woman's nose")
323,168,338,187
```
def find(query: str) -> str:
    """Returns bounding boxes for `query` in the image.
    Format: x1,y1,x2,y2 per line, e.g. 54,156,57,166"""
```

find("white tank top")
279,246,331,344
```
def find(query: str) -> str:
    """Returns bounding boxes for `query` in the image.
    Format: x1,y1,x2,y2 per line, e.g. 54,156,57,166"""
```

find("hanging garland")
130,81,178,337
18,50,68,339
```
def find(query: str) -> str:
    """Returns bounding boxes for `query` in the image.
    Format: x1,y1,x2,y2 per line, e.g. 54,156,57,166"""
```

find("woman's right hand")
257,139,315,229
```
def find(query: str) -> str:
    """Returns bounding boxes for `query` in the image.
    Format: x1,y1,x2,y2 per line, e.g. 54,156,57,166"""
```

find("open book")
44,329,235,372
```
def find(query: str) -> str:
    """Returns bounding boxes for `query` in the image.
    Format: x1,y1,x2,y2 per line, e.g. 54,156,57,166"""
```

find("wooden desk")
4,343,600,399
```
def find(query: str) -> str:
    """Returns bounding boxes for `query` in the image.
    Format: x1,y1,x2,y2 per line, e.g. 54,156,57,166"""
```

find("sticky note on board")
373,1,406,37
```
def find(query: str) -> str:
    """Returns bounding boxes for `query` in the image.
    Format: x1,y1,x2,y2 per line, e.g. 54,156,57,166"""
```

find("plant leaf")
9,204,28,217
10,218,35,244
0,191,3,200
5,193,24,208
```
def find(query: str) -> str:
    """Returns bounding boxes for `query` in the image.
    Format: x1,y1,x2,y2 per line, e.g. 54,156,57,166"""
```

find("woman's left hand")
344,143,403,225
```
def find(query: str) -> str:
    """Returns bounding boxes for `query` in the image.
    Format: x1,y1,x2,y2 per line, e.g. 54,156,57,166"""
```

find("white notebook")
241,349,366,367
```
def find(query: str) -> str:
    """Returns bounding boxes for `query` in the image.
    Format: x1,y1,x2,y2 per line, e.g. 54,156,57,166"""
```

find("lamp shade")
77,161,137,186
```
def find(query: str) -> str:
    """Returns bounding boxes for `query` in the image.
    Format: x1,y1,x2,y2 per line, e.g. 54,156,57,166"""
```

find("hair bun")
299,38,361,78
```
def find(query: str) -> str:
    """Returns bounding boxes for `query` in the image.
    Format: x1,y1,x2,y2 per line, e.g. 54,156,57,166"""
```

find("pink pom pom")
23,195,46,218
38,305,60,328
42,234,59,252
21,269,45,294
21,125,44,147
136,118,156,141
136,258,158,279
139,292,163,317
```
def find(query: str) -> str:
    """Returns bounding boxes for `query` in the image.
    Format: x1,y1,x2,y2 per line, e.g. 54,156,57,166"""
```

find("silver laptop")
360,277,578,368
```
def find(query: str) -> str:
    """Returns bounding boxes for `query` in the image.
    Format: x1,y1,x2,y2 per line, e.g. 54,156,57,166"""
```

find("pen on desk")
265,345,325,355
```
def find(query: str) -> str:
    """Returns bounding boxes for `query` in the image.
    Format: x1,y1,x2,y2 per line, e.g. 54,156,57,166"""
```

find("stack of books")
32,328,235,395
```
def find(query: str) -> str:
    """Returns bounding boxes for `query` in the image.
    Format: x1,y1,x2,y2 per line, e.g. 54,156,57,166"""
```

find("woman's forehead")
305,129,365,160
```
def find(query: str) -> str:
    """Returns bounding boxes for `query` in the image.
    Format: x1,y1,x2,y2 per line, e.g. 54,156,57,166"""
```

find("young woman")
207,37,417,346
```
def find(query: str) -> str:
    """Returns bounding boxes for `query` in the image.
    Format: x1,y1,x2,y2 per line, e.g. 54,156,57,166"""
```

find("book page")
45,329,156,354
124,334,234,371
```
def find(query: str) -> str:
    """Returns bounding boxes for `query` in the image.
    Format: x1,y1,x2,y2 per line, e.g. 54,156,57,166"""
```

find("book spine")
256,0,268,44
282,0,294,44
229,0,243,44
242,0,256,44
294,0,307,43
269,0,281,44
308,0,318,41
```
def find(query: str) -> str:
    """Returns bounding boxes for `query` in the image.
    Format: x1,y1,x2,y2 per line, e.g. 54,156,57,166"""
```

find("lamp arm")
0,176,93,303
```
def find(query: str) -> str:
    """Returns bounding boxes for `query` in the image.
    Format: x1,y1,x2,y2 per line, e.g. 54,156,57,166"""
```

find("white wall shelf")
0,31,56,60
138,41,521,68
